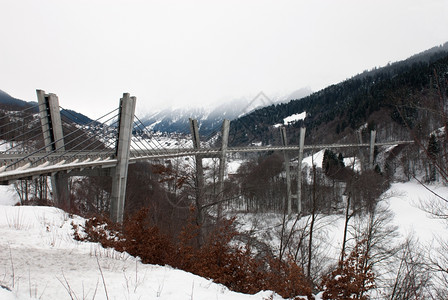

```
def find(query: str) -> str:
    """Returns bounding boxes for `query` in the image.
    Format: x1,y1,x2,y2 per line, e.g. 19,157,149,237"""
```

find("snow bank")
0,204,287,300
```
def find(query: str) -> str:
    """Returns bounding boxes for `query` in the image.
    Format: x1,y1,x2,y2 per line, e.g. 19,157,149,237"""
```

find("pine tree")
427,134,440,181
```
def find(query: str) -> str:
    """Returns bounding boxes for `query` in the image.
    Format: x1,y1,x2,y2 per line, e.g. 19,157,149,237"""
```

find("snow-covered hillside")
0,179,447,299
0,198,288,300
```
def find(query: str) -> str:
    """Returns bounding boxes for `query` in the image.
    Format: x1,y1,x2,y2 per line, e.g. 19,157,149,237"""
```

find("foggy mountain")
140,87,312,135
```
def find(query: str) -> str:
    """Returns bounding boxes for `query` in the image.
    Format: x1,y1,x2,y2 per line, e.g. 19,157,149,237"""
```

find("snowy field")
0,180,447,299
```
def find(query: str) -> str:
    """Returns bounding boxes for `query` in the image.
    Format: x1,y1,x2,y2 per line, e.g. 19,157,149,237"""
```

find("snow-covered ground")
387,182,448,243
0,203,286,300
301,149,360,171
0,179,447,299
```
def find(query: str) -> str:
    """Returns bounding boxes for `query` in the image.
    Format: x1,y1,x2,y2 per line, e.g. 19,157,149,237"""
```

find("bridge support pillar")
189,118,204,213
36,90,69,208
296,127,306,214
280,127,292,215
357,130,377,171
357,131,364,172
369,130,376,170
110,93,136,223
217,119,230,219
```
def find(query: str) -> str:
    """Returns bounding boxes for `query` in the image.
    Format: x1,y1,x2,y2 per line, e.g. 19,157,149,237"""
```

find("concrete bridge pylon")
37,90,136,223
37,90,69,209
110,93,136,223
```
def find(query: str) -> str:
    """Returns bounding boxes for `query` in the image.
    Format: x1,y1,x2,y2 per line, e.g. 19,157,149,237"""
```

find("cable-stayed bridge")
0,90,413,222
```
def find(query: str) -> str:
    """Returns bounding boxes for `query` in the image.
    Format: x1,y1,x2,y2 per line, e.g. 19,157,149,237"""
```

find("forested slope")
229,43,448,146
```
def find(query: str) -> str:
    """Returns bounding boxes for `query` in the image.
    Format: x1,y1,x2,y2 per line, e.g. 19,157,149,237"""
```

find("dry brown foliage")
321,239,376,300
72,207,314,299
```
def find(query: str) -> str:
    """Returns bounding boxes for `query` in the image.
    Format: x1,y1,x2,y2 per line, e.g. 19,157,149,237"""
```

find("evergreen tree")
428,134,440,181
338,153,345,168
428,134,440,159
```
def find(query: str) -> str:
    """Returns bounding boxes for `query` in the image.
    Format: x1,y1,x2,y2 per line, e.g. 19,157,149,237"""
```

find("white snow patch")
302,149,325,168
227,159,244,174
273,112,307,128
343,156,361,172
0,185,20,206
283,112,306,125
358,123,368,131
301,150,360,172
431,126,446,138
0,140,21,152
145,119,162,130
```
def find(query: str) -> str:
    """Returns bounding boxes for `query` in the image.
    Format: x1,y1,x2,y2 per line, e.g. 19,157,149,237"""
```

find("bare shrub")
72,207,314,299
321,239,375,300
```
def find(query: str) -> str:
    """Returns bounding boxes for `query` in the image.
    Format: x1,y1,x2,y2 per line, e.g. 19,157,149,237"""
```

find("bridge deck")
0,140,413,184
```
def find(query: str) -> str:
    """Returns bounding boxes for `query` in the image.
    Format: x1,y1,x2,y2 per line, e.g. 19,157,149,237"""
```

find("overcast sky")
1,0,448,118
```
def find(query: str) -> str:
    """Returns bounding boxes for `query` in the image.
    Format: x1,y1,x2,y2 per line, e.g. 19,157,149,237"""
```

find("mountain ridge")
0,90,95,126
140,87,313,135
228,42,448,147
